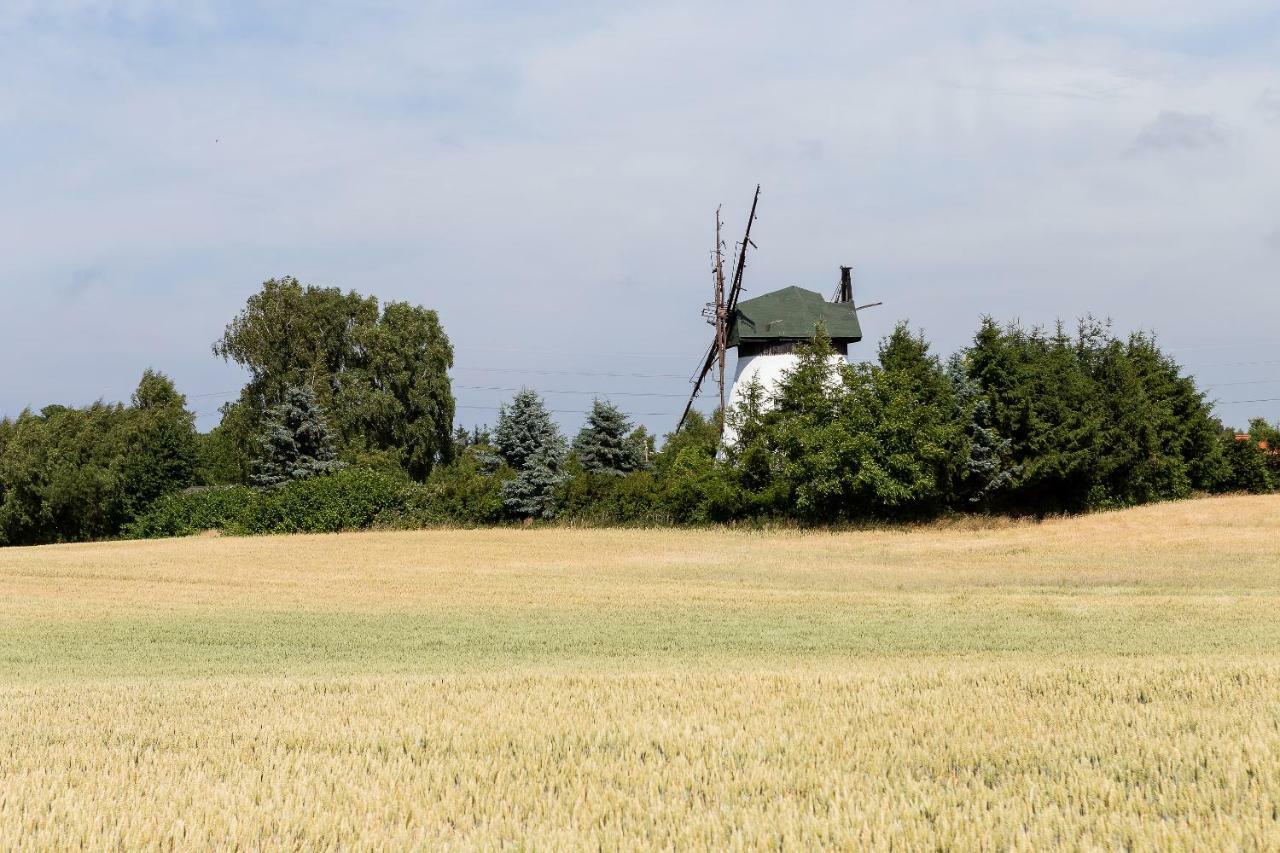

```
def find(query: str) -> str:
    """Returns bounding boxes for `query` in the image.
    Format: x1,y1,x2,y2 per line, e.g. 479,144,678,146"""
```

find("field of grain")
2,495,1279,848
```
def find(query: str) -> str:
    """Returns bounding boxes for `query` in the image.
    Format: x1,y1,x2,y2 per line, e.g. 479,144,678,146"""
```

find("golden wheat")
1,494,1278,848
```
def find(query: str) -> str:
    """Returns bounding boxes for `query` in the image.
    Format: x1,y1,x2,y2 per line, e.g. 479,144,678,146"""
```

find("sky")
2,0,1279,437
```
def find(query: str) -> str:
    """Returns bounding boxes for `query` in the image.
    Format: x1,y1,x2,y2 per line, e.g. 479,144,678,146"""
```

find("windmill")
676,185,872,439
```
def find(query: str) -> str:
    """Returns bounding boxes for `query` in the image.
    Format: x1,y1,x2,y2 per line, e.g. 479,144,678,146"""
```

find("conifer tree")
946,353,1016,504
492,389,566,517
502,442,566,519
572,399,646,475
493,390,560,471
251,385,345,489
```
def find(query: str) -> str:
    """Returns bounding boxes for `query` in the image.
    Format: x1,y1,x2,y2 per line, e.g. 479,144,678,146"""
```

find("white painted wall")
721,350,848,448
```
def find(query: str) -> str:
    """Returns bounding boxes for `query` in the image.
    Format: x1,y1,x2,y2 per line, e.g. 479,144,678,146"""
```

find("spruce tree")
492,389,566,517
946,353,1016,504
502,442,566,519
493,390,560,471
251,385,345,489
572,399,646,475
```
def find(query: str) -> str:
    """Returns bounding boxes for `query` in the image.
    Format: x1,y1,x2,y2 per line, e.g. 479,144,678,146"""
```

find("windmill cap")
727,286,862,348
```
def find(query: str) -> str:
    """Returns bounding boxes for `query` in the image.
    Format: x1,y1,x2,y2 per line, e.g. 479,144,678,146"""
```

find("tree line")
2,277,1276,545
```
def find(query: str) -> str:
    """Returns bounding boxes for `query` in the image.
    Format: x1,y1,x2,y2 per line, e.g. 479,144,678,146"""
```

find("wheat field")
2,496,1279,848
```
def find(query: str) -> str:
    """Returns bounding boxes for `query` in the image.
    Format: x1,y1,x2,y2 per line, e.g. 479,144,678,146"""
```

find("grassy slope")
1,495,1279,847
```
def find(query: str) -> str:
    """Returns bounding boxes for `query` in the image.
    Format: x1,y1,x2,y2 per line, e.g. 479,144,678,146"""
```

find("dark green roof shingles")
727,286,862,347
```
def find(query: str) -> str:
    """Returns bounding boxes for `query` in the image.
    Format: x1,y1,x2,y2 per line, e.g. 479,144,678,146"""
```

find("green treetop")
572,399,647,475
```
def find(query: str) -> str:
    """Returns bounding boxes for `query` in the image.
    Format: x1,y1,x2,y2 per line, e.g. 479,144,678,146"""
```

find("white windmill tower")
677,187,869,445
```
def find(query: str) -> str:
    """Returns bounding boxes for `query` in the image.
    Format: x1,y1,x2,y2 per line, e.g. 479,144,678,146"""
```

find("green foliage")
946,353,1016,504
119,371,200,519
1246,418,1280,483
493,390,567,519
557,458,665,524
962,318,1226,513
4,310,1267,544
214,277,454,480
197,400,257,486
655,410,719,474
0,372,199,546
128,467,411,537
246,466,407,534
403,448,511,526
572,399,648,475
492,389,559,471
503,443,566,520
719,324,967,522
251,385,345,489
647,411,738,524
658,446,741,524
1218,429,1274,494
125,486,258,538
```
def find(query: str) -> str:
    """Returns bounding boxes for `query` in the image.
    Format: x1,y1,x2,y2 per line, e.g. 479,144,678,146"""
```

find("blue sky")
2,1,1279,435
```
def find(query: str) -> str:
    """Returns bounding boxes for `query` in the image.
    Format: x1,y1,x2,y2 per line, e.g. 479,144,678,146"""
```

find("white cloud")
2,1,1279,430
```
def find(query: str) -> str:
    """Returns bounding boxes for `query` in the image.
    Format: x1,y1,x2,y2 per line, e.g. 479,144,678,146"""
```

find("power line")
1217,397,1280,406
452,366,688,380
1166,341,1278,353
455,404,673,417
1193,358,1280,369
458,344,691,359
1204,378,1280,389
454,384,685,398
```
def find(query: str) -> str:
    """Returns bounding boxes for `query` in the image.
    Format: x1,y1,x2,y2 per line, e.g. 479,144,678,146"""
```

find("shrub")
558,462,666,525
125,486,257,538
658,448,742,524
128,467,411,538
1218,430,1273,494
399,451,511,526
247,466,408,534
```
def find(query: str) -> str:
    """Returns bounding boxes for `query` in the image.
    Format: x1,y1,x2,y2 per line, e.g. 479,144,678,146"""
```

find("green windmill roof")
727,286,862,347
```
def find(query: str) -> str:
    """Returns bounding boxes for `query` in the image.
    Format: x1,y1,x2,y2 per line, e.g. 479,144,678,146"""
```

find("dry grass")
1,494,1279,848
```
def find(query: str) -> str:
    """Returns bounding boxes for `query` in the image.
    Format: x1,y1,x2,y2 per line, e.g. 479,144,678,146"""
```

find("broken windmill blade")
714,205,728,421
677,184,761,433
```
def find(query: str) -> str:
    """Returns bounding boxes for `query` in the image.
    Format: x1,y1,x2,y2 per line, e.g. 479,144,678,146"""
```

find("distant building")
1235,435,1277,454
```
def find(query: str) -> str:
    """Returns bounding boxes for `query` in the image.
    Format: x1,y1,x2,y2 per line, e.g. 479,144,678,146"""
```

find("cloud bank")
2,1,1279,432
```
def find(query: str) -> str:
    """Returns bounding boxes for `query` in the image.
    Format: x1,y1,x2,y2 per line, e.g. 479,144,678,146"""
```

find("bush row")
128,467,409,537
127,458,515,538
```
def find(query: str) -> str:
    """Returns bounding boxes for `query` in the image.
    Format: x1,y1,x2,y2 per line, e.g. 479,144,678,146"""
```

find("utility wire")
1166,342,1279,353
454,384,685,398
455,404,673,416
1204,378,1280,389
453,366,688,379
1193,358,1280,369
457,344,691,359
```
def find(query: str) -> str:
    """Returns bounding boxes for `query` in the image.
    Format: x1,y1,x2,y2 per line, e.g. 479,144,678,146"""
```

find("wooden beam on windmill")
677,184,761,433
714,206,727,421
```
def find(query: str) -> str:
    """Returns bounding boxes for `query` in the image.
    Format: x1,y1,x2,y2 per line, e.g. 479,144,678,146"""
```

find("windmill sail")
676,184,761,432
